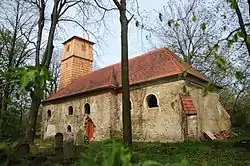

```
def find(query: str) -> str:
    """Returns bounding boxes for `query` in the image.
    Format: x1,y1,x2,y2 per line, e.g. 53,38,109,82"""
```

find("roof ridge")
164,48,185,73
68,48,164,85
43,47,211,102
94,47,163,70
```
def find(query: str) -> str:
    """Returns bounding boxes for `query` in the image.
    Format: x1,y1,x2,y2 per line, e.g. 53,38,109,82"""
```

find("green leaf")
200,23,207,31
175,21,180,27
183,72,188,77
233,33,238,42
247,36,250,44
192,16,197,22
19,74,30,90
231,0,237,9
216,56,227,72
27,70,37,82
40,68,45,76
207,83,215,92
237,31,245,38
235,71,244,80
227,40,234,48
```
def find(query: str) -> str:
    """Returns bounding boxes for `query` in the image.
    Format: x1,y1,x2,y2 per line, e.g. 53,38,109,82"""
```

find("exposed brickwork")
180,94,197,115
186,82,231,138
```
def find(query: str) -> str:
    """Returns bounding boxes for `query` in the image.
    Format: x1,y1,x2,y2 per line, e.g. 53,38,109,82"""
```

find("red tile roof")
180,94,197,115
43,48,209,102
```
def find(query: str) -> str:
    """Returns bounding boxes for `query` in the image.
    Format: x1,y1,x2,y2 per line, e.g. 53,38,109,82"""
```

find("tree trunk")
119,0,132,146
25,90,41,142
0,84,9,136
235,2,250,57
24,0,58,143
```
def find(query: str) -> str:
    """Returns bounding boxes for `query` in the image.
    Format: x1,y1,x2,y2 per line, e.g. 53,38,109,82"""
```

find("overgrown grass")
2,135,250,165
132,140,250,165
76,139,250,165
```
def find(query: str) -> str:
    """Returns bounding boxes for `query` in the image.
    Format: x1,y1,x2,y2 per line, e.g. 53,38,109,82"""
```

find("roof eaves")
42,85,114,103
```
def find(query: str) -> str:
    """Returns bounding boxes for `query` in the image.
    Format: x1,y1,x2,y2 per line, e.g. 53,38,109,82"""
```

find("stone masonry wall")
42,92,114,141
115,80,186,142
186,83,231,137
43,80,186,142
42,79,230,143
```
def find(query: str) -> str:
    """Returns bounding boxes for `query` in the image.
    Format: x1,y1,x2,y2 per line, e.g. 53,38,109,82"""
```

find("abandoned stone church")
41,36,231,143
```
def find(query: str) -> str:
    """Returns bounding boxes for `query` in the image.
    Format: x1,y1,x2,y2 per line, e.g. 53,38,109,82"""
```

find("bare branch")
113,0,122,11
94,0,117,11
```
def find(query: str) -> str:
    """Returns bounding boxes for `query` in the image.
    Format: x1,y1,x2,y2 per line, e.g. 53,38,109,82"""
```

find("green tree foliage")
0,28,32,140
147,0,250,127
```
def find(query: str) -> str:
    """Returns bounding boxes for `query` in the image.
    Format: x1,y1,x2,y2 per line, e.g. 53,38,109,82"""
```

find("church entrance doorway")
84,117,95,142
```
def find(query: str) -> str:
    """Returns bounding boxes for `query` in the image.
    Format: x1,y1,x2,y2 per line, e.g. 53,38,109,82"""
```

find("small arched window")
67,125,72,132
68,106,73,115
146,94,159,108
47,110,51,118
84,103,90,114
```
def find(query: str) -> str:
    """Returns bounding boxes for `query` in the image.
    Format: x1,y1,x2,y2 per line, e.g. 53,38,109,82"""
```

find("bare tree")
0,0,34,136
93,0,135,146
112,0,134,146
23,0,90,142
46,48,61,98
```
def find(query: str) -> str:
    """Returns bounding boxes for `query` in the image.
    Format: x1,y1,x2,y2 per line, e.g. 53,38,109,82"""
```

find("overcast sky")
57,0,167,69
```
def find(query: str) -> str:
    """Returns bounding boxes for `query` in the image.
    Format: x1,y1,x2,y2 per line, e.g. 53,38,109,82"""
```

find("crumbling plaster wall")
42,92,114,141
43,80,186,142
115,80,186,142
42,79,230,143
186,83,231,137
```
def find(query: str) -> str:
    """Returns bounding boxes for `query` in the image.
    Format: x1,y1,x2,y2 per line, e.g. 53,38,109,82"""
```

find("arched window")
84,103,90,114
67,125,72,132
68,106,73,115
47,110,51,118
146,94,159,108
